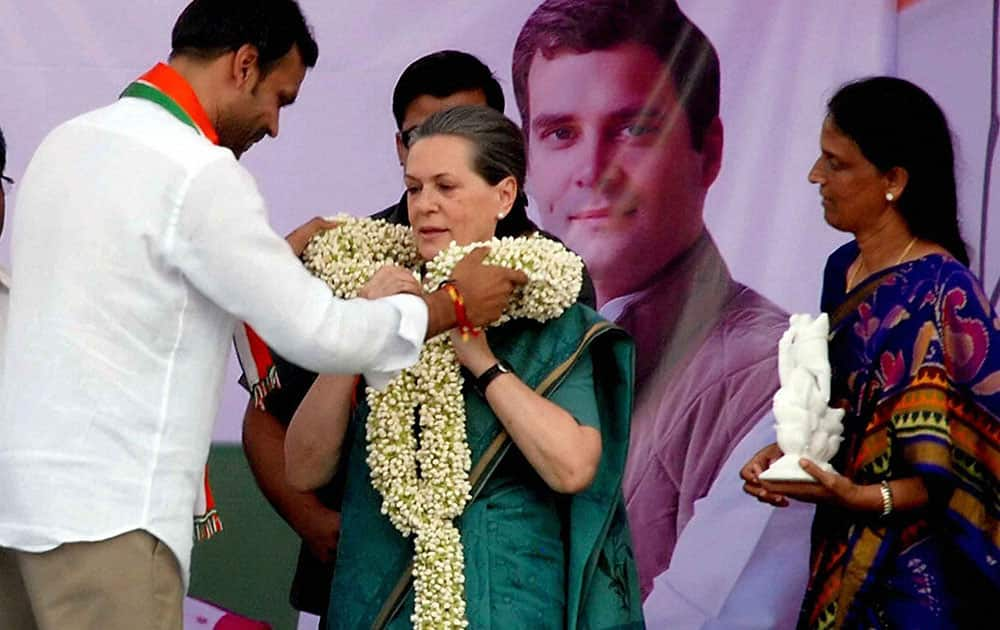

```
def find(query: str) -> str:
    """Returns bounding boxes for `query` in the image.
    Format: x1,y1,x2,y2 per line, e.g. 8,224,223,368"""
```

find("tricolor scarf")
121,63,222,541
234,324,281,410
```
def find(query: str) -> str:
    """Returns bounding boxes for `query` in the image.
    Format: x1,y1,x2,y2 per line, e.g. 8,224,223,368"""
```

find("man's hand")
291,503,342,564
450,247,528,327
359,265,422,300
285,217,339,256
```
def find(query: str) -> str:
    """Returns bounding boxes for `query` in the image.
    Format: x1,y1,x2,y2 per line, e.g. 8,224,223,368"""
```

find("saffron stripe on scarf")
233,323,282,410
121,63,219,144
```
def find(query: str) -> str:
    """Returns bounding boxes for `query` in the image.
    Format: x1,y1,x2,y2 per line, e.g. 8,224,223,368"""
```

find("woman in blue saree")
284,106,643,629
742,77,999,628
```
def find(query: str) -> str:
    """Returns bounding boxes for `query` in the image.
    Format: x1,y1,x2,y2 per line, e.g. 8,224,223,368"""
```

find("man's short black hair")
513,0,719,152
391,50,505,130
171,0,319,76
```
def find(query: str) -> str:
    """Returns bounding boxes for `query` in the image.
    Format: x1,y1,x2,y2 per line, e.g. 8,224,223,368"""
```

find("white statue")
759,313,846,482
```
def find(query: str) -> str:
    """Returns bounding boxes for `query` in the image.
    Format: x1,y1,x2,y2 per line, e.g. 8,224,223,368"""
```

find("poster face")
507,3,891,623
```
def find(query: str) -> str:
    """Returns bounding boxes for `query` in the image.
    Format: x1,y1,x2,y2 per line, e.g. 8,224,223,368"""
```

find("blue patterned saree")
800,243,1000,629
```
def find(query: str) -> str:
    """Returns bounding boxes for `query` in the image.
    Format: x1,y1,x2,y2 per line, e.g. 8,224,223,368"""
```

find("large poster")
1,1,995,628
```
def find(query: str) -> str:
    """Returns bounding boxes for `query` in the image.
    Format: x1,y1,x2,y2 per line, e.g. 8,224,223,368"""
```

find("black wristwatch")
474,360,512,395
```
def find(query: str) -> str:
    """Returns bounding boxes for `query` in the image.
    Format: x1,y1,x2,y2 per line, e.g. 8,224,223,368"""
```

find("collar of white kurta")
121,64,222,542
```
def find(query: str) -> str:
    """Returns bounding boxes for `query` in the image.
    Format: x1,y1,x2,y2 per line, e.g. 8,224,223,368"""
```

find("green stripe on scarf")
120,82,202,136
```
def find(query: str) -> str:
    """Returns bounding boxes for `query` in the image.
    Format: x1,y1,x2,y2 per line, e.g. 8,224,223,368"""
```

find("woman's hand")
740,443,789,507
449,328,497,376
743,448,867,511
760,459,866,510
359,265,422,300
767,464,930,515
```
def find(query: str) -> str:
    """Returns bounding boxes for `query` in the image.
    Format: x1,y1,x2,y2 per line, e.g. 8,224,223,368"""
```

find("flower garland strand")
302,214,421,299
303,217,582,628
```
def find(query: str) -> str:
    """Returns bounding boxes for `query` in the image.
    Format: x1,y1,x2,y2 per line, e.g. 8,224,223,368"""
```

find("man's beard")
216,113,261,159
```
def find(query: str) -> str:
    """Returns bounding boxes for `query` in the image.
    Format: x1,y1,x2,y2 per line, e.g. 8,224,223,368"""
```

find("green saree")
325,304,643,629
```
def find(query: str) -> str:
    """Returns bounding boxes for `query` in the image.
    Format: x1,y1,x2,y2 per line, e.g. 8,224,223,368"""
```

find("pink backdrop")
1,3,996,626
3,0,995,444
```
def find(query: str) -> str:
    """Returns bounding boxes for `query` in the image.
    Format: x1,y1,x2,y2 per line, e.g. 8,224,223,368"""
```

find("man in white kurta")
0,3,525,629
0,64,430,572
0,82,421,629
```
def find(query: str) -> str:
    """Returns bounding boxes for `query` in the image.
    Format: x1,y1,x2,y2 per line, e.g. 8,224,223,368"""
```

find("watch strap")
474,361,511,395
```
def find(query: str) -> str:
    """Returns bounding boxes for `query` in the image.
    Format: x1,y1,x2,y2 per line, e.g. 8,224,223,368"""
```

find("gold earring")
885,192,895,202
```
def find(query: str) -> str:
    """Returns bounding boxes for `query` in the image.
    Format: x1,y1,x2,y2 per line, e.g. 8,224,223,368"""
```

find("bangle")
474,361,511,395
440,281,479,340
879,480,894,517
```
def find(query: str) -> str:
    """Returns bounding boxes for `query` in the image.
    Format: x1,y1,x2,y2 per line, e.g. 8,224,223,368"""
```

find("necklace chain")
846,236,917,291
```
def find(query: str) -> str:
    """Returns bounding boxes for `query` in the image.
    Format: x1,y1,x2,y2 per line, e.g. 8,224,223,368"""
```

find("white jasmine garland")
303,217,583,629
302,214,421,298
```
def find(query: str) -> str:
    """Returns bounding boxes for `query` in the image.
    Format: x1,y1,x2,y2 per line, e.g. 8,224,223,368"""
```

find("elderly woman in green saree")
285,105,644,629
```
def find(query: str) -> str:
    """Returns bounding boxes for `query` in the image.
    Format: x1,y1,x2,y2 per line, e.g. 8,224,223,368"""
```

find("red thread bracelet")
441,281,479,340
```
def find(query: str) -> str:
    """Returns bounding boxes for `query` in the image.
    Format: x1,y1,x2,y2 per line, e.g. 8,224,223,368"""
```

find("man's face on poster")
525,42,718,302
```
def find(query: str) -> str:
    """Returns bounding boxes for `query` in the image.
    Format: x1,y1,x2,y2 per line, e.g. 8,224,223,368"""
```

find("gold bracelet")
879,480,894,517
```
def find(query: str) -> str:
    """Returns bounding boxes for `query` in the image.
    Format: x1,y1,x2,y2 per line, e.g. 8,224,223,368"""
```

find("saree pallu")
326,304,645,629
801,249,1000,629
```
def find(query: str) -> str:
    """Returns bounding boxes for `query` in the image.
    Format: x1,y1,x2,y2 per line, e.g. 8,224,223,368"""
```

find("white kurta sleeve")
165,156,426,385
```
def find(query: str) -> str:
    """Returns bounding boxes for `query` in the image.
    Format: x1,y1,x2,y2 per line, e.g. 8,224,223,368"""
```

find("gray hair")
408,106,533,236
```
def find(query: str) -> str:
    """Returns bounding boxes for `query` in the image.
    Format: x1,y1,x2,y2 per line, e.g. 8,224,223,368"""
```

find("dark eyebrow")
403,172,453,183
531,107,666,132
608,106,666,122
531,113,575,132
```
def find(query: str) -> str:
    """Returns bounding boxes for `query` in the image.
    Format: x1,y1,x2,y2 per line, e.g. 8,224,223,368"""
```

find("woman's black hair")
827,76,969,265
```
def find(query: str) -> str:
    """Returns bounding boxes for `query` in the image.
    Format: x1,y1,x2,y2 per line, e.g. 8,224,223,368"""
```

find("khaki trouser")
0,530,183,630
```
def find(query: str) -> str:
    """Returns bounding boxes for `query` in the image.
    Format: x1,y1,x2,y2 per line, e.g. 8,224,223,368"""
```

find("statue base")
758,453,833,482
